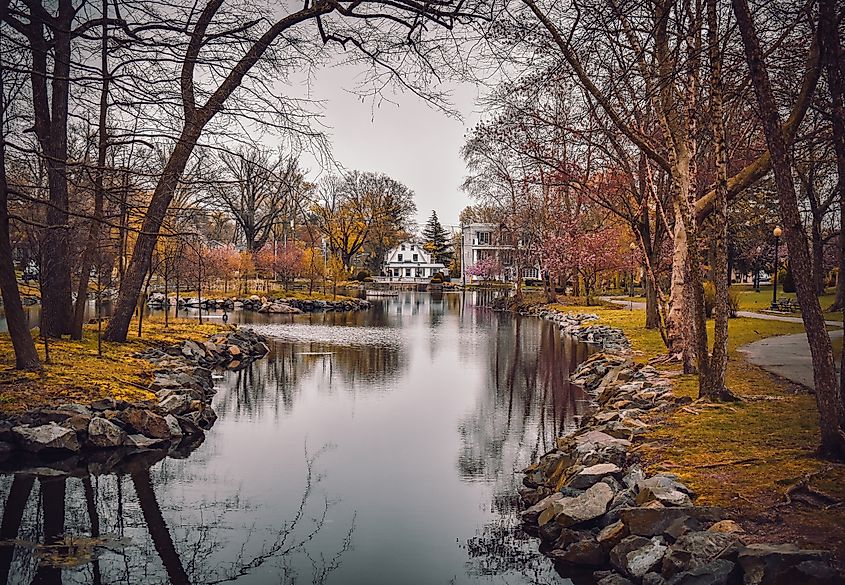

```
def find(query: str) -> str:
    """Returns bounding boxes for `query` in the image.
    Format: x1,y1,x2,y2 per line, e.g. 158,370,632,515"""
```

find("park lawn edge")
0,318,228,413
525,295,845,563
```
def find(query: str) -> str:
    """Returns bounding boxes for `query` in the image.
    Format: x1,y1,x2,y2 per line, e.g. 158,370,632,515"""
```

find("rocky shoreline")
522,306,630,353
0,327,270,473
519,308,843,585
149,293,371,314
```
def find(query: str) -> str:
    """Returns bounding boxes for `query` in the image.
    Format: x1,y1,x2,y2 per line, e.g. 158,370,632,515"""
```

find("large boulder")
158,393,192,416
661,531,742,578
737,543,841,585
181,340,206,360
637,476,694,507
610,535,668,580
88,417,126,448
619,507,725,538
13,423,80,452
665,559,740,585
551,482,615,528
567,463,623,490
119,408,171,440
551,539,606,566
522,492,564,524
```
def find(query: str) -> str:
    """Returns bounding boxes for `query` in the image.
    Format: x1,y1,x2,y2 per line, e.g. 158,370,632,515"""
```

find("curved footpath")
601,296,842,390
518,306,844,584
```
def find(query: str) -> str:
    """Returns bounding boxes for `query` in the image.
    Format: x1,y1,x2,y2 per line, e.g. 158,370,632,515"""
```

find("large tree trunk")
819,0,845,411
702,0,730,399
104,124,202,341
0,69,40,370
734,0,845,458
29,1,74,338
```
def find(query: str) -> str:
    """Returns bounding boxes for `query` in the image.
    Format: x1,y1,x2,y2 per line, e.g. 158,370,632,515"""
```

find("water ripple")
248,323,404,347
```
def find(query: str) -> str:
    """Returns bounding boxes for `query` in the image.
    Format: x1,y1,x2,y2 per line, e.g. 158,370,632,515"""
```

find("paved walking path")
600,296,842,389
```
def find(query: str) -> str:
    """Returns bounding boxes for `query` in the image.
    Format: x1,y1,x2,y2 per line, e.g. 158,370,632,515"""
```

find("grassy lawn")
538,295,845,560
0,318,227,413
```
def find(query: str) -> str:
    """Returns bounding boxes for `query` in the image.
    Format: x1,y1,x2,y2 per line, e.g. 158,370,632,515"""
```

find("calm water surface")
0,292,593,585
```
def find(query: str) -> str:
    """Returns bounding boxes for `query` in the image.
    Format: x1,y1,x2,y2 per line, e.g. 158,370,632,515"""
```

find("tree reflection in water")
459,307,593,583
0,445,353,585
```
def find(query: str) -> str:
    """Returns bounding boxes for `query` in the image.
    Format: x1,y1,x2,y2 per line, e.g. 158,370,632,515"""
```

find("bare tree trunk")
105,125,201,341
734,0,845,458
644,274,661,329
28,0,75,338
702,0,730,399
0,65,40,370
819,0,845,412
71,1,109,340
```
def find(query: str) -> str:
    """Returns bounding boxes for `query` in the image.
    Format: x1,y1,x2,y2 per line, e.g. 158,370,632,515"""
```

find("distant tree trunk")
644,274,661,329
105,123,201,341
734,0,845,458
72,2,110,340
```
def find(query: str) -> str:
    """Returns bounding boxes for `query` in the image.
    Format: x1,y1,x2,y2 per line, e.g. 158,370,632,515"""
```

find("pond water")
0,292,594,585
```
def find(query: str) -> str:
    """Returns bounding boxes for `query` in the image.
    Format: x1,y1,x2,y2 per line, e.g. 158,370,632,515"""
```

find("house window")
411,244,415,250
401,244,406,251
406,268,411,276
477,231,491,245
413,253,418,262
398,254,403,261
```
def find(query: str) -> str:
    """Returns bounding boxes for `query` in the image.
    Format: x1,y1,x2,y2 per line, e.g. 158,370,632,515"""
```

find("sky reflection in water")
0,292,593,585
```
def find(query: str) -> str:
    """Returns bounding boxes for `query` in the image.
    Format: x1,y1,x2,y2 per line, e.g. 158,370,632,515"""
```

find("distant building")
382,241,447,282
460,223,541,283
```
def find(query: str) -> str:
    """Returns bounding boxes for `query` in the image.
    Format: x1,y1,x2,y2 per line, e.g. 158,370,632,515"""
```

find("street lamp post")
771,226,782,310
629,242,637,311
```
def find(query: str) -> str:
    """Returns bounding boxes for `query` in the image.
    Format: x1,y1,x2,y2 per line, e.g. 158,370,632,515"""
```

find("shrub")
430,273,444,284
728,288,740,317
355,270,371,282
704,281,740,318
364,276,373,282
703,281,716,318
780,267,796,293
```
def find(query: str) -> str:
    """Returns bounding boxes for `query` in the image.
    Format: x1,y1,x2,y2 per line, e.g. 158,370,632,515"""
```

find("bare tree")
732,0,845,458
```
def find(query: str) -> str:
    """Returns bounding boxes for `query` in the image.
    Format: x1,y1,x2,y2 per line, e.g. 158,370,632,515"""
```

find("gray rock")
553,482,615,528
597,575,635,585
119,408,171,440
610,535,668,579
568,463,622,490
522,492,563,524
643,573,668,585
622,464,646,489
551,539,606,566
13,423,80,452
619,507,725,537
124,434,164,448
182,340,206,360
57,404,93,417
164,415,183,438
661,531,742,577
88,417,126,448
666,559,739,585
737,543,837,585
158,393,192,416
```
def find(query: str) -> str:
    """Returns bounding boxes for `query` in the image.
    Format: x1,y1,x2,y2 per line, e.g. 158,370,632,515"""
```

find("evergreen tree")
422,211,453,266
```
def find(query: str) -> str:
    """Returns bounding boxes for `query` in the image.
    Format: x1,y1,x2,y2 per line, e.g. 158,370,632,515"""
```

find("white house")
460,223,541,283
383,241,447,282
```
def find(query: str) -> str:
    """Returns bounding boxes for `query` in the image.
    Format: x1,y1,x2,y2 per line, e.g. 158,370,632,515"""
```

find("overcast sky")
299,61,484,232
